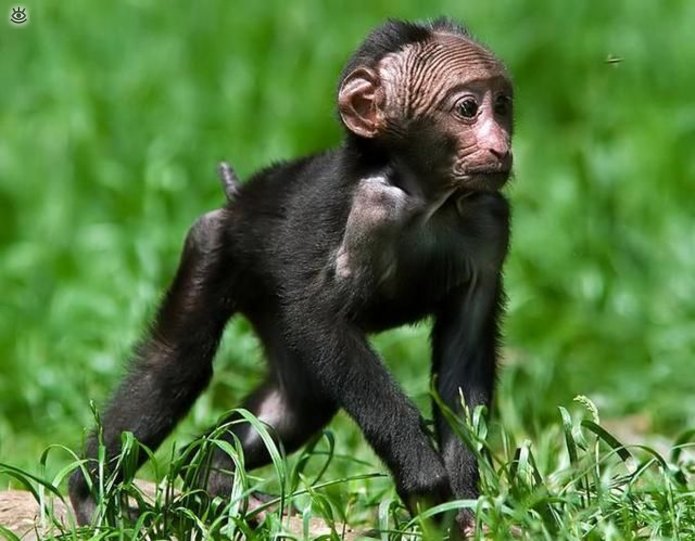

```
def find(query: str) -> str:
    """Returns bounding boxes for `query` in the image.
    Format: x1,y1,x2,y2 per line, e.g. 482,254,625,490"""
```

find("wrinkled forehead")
378,32,510,112
429,33,508,80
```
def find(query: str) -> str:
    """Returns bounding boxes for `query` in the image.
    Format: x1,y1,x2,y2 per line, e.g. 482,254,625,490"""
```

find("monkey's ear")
338,67,384,138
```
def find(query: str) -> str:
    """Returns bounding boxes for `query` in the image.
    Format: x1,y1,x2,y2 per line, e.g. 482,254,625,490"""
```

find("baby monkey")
71,18,514,537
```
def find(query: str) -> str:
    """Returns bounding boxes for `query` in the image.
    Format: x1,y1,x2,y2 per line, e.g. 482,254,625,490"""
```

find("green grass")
1,0,694,538
3,399,694,539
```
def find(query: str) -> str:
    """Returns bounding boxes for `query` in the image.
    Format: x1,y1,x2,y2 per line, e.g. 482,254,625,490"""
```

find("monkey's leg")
69,209,236,525
191,315,337,497
431,278,503,532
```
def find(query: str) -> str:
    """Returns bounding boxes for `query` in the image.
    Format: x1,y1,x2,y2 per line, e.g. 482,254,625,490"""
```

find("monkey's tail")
218,161,241,201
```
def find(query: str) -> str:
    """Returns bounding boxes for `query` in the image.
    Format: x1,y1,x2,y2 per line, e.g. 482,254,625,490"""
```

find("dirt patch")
0,482,362,539
0,490,68,540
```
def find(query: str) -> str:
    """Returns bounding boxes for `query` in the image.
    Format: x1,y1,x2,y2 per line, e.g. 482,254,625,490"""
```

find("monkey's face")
339,32,513,195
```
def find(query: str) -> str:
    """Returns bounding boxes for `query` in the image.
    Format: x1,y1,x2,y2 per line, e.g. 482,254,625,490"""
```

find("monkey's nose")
489,147,508,159
489,148,513,171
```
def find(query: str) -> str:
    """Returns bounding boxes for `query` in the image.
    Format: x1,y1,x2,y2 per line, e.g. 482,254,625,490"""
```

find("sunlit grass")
2,399,694,539
1,0,694,538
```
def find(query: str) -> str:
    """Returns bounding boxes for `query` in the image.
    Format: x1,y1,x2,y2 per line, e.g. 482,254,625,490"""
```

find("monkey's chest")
356,243,467,331
404,196,506,279
347,192,509,331
358,226,500,331
396,228,474,294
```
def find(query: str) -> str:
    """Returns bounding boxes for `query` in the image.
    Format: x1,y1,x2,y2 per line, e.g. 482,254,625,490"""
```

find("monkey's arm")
69,209,235,525
282,304,452,508
430,276,504,527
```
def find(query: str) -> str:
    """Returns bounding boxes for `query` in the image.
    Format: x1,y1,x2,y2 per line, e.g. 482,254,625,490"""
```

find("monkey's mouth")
455,169,511,193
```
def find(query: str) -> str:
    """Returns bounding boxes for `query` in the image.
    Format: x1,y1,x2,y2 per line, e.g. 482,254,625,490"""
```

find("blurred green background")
0,0,693,479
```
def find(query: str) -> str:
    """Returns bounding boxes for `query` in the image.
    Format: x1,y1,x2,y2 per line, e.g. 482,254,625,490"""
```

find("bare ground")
0,482,361,540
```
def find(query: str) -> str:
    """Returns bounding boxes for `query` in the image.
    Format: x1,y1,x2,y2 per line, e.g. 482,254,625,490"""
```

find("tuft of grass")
2,399,694,539
1,0,694,473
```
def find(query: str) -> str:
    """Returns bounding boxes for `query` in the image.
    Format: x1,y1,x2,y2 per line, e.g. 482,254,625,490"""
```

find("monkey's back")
222,150,357,311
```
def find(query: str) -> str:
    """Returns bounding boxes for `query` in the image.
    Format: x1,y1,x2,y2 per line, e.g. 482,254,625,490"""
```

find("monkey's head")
338,19,513,195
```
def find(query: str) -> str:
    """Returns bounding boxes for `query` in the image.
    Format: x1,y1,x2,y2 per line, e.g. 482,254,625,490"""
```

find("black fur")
340,18,470,83
70,18,510,534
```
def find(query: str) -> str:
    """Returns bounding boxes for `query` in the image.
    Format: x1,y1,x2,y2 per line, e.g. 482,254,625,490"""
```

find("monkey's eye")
456,98,479,119
494,95,512,116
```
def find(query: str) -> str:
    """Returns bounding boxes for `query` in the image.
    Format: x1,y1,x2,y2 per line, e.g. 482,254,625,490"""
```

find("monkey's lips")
456,169,511,193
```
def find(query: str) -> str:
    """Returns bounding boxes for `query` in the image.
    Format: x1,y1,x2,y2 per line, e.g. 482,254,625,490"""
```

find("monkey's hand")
401,474,453,517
